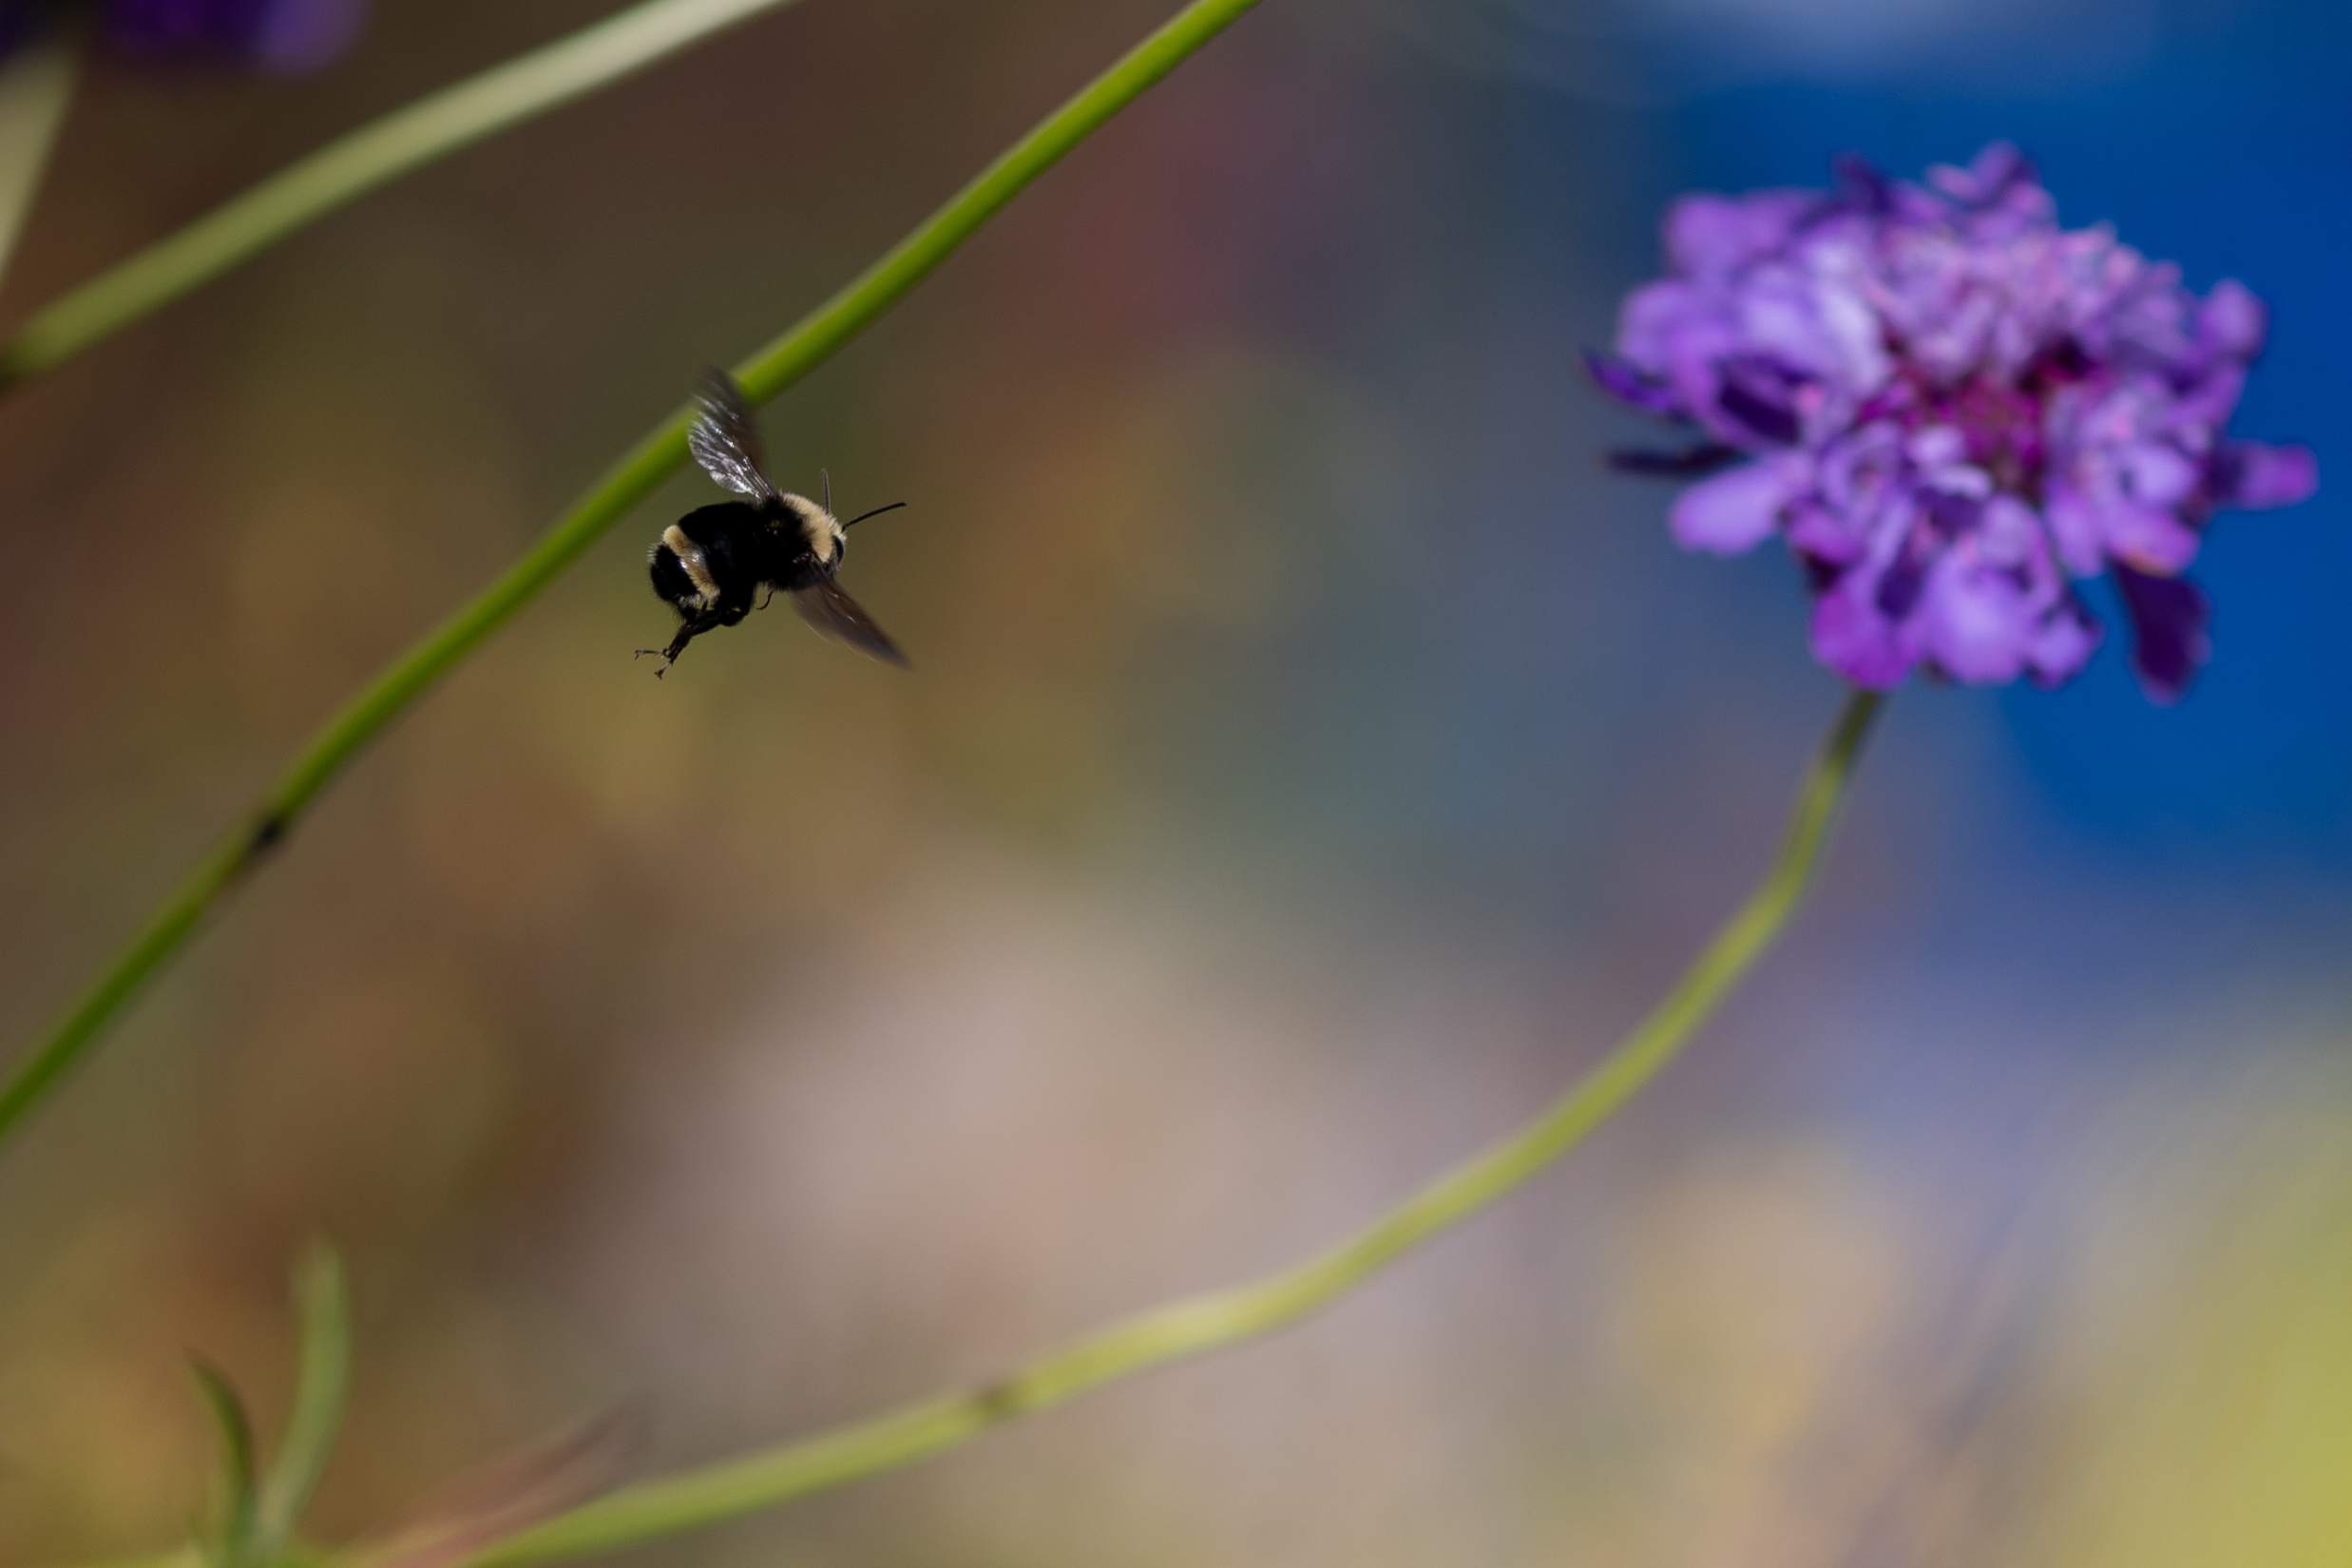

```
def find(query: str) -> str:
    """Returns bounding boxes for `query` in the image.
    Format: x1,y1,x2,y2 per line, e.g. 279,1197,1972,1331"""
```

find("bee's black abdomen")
648,542,698,606
678,502,771,609
652,501,775,621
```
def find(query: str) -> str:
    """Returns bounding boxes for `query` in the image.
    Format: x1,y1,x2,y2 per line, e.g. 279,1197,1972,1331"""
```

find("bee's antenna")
821,468,832,515
840,501,908,529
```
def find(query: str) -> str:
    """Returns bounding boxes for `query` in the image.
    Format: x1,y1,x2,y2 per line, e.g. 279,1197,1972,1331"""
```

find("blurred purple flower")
0,0,363,69
1591,144,2318,699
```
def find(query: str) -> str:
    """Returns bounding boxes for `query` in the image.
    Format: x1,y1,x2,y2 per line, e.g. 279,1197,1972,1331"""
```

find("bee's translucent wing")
687,369,779,503
791,577,908,667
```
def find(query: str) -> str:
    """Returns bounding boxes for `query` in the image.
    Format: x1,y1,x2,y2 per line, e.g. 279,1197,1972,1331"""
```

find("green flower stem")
446,690,1885,1567
37,693,1878,1568
0,0,1267,1151
0,0,813,388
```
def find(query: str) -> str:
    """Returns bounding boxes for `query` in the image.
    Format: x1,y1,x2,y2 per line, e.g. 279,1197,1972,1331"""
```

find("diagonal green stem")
0,0,813,388
444,689,1884,1566
0,0,1267,1152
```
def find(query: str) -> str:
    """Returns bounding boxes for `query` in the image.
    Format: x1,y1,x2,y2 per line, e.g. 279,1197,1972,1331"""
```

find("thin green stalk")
443,690,1884,1566
187,1358,260,1563
0,0,810,388
258,1248,353,1548
0,0,1266,1151
0,17,82,290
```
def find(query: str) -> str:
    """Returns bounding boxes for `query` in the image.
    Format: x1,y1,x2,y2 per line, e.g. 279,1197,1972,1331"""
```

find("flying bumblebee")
640,370,908,674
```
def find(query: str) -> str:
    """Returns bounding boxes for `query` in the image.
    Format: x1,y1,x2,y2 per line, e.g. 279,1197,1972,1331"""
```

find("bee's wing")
687,369,780,504
791,577,908,667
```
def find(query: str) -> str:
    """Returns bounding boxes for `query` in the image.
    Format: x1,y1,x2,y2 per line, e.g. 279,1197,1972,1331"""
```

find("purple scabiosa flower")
1591,144,2317,699
0,0,364,69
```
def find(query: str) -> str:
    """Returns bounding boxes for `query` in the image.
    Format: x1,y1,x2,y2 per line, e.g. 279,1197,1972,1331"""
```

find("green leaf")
186,1358,258,1567
258,1245,352,1551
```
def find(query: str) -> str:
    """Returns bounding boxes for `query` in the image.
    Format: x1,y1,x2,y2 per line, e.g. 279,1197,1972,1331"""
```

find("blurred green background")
1,0,2346,1560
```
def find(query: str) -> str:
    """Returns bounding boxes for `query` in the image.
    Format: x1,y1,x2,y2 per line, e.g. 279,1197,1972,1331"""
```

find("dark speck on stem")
243,810,290,862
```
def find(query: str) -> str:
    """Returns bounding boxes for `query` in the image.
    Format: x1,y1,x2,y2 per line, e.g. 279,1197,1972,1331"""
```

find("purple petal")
1832,154,1895,214
249,0,365,69
1787,500,1865,564
2181,352,2252,426
2103,504,2201,575
1872,548,1927,621
1583,351,1680,416
2197,280,2266,360
1809,573,1913,688
2026,600,2103,687
2115,566,2210,701
1617,280,1711,370
1668,458,1800,555
2042,483,2114,577
1969,494,2044,567
1662,191,1812,279
2118,440,2200,508
1606,443,1740,478
2211,442,2317,509
1714,354,1806,446
1918,561,2032,684
1928,143,2036,207
102,0,364,67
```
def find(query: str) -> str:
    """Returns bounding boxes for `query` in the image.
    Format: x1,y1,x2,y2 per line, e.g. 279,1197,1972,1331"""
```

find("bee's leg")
635,617,709,678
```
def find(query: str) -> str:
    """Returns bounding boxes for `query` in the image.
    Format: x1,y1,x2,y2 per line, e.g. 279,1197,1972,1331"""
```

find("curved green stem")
33,692,1879,1568
447,690,1884,1565
0,0,1267,1150
0,0,813,388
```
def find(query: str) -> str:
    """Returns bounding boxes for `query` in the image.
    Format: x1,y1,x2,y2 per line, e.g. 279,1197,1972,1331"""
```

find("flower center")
1879,339,2095,500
